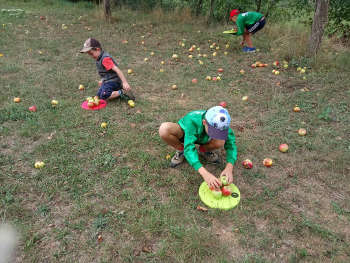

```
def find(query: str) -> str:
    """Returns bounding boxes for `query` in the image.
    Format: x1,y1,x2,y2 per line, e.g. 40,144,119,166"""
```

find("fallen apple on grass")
263,158,273,167
219,101,227,108
34,161,45,169
279,144,289,153
242,159,253,169
127,69,133,74
28,105,37,112
293,106,301,112
79,84,85,90
240,69,245,75
13,97,21,103
100,122,107,128
218,68,224,73
128,100,135,108
51,100,58,107
242,96,248,101
298,128,307,136
192,78,198,84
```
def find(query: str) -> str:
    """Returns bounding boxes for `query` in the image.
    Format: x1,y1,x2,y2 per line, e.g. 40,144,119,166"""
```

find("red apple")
273,61,279,66
242,159,253,169
28,105,37,112
279,144,289,153
219,101,227,108
212,77,217,81
263,158,273,167
218,68,224,73
192,78,198,84
221,186,232,196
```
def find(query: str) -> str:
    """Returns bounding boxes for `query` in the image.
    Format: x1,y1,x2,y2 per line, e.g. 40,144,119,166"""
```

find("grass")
0,0,349,262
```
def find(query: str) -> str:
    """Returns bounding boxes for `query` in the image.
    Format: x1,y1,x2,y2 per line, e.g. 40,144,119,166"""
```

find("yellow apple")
101,122,107,128
240,69,245,75
171,85,177,90
78,84,85,90
128,100,135,107
51,100,58,106
298,128,307,136
127,69,133,74
263,158,273,167
13,97,21,103
242,96,248,101
293,106,301,112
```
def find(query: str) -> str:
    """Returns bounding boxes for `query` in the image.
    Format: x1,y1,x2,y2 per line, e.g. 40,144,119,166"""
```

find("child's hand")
123,82,131,91
220,164,234,184
98,80,102,87
203,173,222,190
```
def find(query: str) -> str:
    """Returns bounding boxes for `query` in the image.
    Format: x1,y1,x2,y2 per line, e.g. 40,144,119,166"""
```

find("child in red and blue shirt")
80,38,135,100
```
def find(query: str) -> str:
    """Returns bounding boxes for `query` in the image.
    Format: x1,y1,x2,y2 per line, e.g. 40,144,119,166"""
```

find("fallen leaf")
196,205,208,212
142,245,152,253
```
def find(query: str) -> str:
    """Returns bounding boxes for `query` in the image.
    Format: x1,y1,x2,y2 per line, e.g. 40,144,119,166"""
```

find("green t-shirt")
236,12,263,36
178,110,238,171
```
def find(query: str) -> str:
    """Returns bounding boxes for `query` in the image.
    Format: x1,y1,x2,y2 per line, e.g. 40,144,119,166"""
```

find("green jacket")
178,110,237,171
236,12,263,36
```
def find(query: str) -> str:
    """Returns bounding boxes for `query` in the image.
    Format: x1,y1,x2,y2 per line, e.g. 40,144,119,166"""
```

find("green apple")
220,176,228,186
211,190,222,199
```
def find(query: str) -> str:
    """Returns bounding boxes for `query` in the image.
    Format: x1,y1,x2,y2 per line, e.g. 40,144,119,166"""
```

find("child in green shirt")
159,106,237,190
229,9,266,53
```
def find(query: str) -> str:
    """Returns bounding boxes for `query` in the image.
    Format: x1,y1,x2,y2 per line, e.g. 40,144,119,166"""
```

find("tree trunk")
195,0,203,17
255,0,262,12
307,0,329,57
103,0,111,21
207,0,215,25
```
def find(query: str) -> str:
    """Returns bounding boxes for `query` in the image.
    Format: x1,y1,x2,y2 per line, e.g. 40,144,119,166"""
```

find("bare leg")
107,90,121,100
200,139,225,152
243,32,253,48
159,122,184,151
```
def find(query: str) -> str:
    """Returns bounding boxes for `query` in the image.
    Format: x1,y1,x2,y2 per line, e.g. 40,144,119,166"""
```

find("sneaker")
243,47,256,53
170,150,185,168
199,151,220,163
120,89,135,101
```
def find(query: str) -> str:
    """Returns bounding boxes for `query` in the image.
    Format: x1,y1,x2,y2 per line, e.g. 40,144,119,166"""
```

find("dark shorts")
97,81,122,100
246,17,266,34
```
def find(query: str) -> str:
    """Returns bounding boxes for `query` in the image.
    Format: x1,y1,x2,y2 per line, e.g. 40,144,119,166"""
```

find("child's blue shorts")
97,81,122,100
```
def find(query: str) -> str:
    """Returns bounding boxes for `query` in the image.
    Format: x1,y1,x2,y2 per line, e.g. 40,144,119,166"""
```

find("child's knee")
159,122,170,138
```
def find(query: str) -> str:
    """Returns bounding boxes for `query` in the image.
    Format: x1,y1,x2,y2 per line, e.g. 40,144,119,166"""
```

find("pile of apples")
86,96,100,108
210,176,233,199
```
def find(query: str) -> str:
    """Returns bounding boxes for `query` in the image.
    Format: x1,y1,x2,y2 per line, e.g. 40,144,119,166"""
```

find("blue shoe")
243,47,256,53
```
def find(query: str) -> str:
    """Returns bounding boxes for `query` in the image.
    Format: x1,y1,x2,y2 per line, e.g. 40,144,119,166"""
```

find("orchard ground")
0,1,349,262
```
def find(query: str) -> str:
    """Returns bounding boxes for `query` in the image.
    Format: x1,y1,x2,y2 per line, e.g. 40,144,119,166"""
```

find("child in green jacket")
229,9,266,53
159,106,237,190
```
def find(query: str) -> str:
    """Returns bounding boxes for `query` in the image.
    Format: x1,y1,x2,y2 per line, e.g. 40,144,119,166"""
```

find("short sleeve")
102,57,115,70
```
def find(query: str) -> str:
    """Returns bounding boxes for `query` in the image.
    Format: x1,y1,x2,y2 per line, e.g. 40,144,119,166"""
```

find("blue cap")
205,106,231,140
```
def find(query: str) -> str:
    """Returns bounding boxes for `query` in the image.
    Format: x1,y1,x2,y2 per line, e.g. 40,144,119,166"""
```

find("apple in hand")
220,176,228,186
242,159,253,169
29,105,37,112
